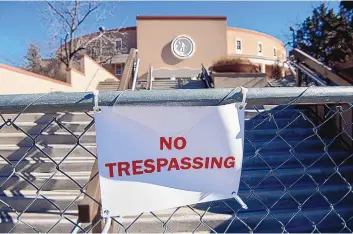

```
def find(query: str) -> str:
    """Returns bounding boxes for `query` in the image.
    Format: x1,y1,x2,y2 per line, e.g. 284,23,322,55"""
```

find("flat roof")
136,16,227,20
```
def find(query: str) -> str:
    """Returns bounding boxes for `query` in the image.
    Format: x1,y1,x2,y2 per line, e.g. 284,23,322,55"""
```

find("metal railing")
287,61,327,87
1,87,353,233
118,48,137,91
289,48,352,86
199,64,214,88
131,58,140,91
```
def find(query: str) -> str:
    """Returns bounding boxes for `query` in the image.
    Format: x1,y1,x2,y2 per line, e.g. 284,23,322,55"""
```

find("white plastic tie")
240,86,248,110
233,193,248,209
93,90,100,112
101,217,112,234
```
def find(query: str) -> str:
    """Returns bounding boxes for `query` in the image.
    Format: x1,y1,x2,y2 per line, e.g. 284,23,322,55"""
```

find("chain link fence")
0,87,353,233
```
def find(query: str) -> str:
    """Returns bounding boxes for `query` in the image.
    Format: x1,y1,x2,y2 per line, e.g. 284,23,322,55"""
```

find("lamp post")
289,26,296,48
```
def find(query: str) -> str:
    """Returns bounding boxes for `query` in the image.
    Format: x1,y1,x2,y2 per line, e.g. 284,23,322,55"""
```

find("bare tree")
44,0,99,68
44,0,124,68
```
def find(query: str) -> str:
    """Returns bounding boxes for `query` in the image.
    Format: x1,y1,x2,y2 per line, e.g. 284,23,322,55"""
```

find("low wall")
0,54,118,94
211,72,267,88
0,63,72,94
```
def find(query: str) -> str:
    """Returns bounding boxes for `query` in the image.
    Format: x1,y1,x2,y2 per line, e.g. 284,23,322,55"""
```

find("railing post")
296,68,302,87
78,160,103,232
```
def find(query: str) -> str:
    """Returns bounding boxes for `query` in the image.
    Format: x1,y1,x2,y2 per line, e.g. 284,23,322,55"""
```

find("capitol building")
77,16,287,81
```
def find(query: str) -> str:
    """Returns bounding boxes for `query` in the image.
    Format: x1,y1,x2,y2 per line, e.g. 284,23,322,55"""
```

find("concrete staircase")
0,112,95,232
1,106,352,232
152,79,206,90
96,79,120,91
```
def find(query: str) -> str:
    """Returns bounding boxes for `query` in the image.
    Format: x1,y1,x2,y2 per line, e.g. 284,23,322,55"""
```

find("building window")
236,40,241,50
116,38,122,52
236,38,242,54
273,47,277,57
115,64,122,76
258,42,262,56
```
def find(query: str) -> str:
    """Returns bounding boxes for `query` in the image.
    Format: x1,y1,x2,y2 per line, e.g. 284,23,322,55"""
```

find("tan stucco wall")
227,27,286,61
137,17,228,80
0,54,118,94
72,55,117,91
0,64,72,94
211,72,268,88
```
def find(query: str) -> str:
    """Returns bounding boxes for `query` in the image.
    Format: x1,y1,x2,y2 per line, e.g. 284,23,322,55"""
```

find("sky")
0,1,341,66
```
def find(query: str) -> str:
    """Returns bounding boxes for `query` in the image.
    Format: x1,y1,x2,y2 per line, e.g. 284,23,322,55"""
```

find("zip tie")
232,193,248,209
93,90,101,112
240,86,248,110
101,217,112,234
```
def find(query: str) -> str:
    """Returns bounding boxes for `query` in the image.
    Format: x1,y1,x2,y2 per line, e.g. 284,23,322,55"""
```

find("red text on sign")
160,137,187,150
104,156,236,178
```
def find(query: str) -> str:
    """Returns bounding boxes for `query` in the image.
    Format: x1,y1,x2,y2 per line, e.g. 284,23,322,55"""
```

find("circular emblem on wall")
171,35,195,59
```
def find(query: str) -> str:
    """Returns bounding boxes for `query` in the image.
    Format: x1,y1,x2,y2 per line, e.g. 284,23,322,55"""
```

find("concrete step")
153,81,179,83
0,171,91,191
0,122,94,134
245,117,311,129
97,84,120,87
0,132,96,146
152,80,206,90
241,163,353,190
243,150,349,170
97,87,119,90
1,113,94,124
244,138,334,154
97,82,119,84
0,158,94,175
0,145,97,161
98,81,120,84
246,127,314,141
0,212,86,233
247,108,306,119
0,190,83,213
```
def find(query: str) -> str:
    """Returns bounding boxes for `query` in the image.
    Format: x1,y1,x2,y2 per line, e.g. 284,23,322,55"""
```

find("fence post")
78,160,103,232
296,68,302,87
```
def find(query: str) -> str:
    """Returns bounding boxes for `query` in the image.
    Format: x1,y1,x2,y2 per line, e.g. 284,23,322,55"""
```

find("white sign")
94,104,245,217
171,35,195,59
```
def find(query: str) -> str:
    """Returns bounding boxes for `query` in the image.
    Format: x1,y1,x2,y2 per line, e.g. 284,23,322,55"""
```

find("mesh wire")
0,91,353,233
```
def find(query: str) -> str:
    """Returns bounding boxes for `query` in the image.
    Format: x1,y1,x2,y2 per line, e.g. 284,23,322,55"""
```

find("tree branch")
73,3,99,32
45,1,72,28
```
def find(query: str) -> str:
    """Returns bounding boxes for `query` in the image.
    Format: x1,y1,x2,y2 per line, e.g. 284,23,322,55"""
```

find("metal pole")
131,59,140,91
1,87,353,114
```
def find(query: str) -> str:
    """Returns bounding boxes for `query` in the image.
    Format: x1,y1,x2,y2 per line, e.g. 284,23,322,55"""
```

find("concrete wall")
211,72,267,88
70,55,117,91
0,54,117,94
137,16,228,80
0,63,72,94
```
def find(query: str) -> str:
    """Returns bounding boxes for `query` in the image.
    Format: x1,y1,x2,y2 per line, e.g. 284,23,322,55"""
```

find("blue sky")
0,1,340,66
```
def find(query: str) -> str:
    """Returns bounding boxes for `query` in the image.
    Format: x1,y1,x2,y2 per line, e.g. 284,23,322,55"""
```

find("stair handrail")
131,58,140,91
289,48,351,86
118,48,137,91
287,60,328,86
200,64,214,88
147,65,153,90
